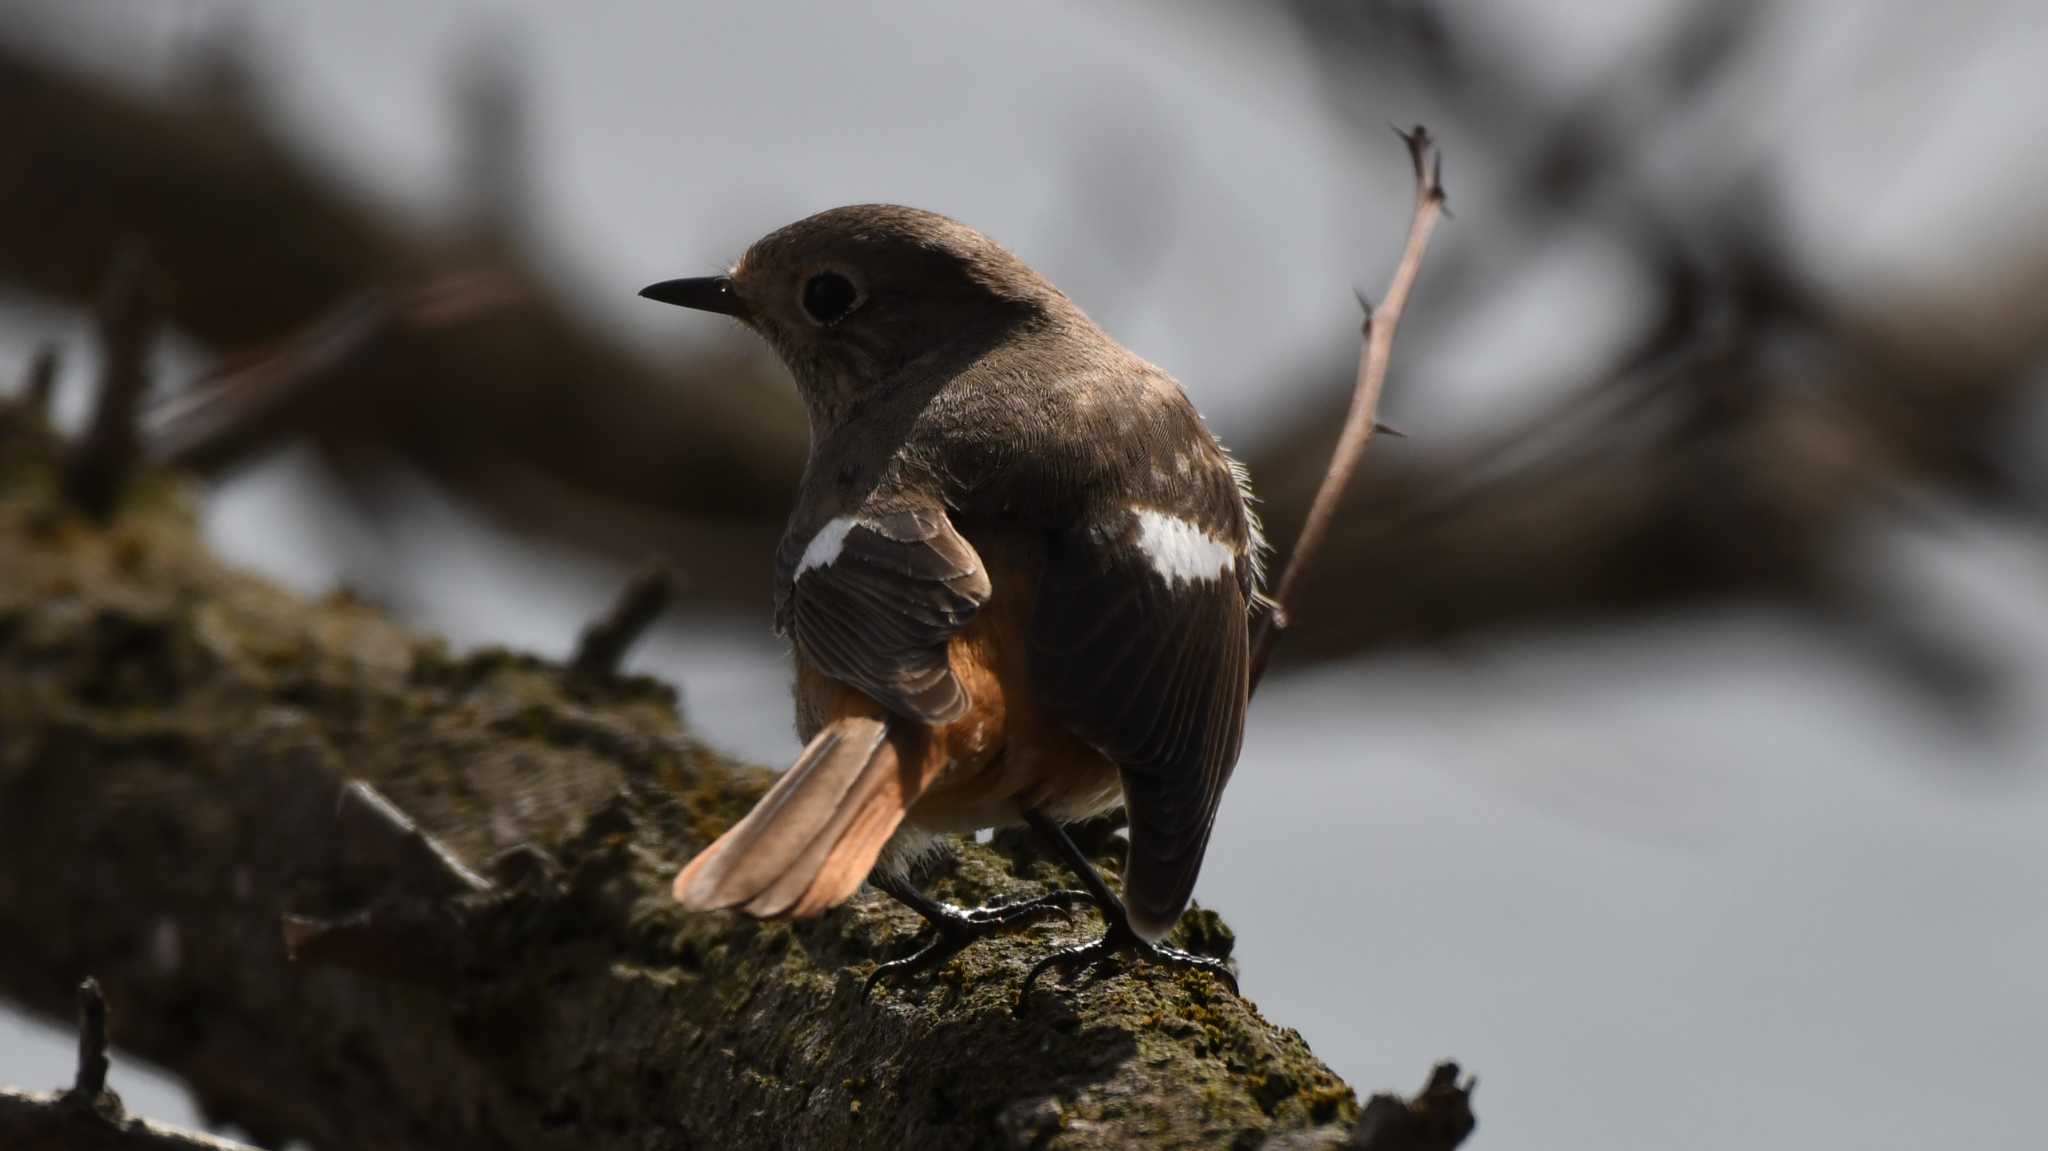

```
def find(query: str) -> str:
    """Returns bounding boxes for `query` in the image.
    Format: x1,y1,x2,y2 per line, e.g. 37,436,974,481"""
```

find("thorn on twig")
22,345,59,414
1396,123,1451,215
1350,1061,1478,1151
571,563,677,679
1393,121,1429,162
63,251,158,521
1373,422,1407,439
70,977,110,1103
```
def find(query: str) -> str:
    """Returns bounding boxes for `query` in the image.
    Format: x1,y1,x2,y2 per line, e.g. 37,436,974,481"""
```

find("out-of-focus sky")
3,3,2046,1148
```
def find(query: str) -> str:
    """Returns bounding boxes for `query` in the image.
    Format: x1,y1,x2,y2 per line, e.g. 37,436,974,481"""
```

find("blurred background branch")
1252,0,2048,691
8,7,2045,688
0,40,804,611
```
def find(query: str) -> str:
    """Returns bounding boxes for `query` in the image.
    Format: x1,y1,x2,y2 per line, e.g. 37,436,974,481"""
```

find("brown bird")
641,205,1258,996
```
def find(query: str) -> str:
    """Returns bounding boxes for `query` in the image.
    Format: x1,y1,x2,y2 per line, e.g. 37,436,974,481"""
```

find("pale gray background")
3,2,2045,1148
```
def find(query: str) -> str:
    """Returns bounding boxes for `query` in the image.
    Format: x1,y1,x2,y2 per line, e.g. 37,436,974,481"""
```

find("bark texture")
0,401,1461,1149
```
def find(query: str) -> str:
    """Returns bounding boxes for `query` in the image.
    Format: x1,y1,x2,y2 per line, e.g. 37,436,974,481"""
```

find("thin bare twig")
1249,125,1449,692
147,270,528,472
63,251,157,521
570,562,677,679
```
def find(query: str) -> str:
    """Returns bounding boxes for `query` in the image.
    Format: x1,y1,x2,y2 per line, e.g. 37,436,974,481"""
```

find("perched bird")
642,205,1259,994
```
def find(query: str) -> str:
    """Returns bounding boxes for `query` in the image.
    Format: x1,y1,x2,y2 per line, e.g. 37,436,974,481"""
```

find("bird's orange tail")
673,712,929,918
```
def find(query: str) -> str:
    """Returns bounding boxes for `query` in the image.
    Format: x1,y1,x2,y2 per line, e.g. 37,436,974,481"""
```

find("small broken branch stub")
62,251,157,521
570,563,677,679
70,977,110,1104
0,975,266,1151
1350,1062,1477,1151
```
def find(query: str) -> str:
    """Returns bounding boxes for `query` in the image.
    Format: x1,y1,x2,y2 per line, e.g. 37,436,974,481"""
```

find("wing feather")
1033,511,1249,940
783,500,991,724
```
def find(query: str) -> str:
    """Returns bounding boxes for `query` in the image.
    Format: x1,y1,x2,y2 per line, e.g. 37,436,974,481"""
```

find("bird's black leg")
1016,809,1238,1008
864,868,1087,996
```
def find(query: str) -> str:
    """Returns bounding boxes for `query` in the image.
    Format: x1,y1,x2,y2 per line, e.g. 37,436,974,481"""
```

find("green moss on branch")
0,398,1434,1150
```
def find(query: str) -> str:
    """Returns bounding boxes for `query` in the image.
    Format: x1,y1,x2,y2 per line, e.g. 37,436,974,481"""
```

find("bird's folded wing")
784,503,991,724
1032,508,1251,939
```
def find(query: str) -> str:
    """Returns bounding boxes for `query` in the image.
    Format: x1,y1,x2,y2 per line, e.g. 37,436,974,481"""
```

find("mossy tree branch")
0,399,1469,1149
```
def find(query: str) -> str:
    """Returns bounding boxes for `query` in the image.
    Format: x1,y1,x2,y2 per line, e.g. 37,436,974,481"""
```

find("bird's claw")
958,888,1090,925
864,890,1082,998
1016,922,1239,1011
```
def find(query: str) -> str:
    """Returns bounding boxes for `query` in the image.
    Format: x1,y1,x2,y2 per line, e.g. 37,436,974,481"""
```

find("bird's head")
642,204,1070,430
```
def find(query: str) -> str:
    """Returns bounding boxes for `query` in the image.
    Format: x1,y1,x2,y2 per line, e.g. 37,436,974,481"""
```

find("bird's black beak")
639,275,746,317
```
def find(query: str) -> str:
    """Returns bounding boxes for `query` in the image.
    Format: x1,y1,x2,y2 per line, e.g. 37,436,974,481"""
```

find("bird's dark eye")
801,272,860,325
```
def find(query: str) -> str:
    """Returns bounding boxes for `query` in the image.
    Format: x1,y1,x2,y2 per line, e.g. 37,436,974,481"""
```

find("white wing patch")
795,515,859,578
1132,507,1236,586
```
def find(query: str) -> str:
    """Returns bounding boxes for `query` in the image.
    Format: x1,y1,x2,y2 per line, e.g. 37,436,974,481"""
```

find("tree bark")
0,401,1466,1149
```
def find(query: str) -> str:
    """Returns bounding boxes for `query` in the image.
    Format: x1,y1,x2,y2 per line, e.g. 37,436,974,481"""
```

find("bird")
640,204,1259,998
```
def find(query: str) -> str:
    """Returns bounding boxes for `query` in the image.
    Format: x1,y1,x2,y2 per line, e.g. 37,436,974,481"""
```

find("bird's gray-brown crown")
643,205,1079,431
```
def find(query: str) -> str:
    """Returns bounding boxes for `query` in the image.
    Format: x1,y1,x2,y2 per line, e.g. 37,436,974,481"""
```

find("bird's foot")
958,889,1090,925
1017,919,1239,1010
865,889,1087,996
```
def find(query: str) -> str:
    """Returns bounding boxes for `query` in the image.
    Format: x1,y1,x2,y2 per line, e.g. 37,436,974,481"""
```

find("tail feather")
788,783,908,916
672,714,920,918
743,738,906,918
